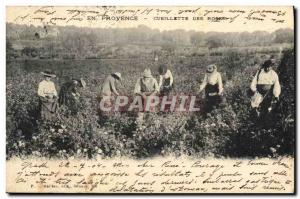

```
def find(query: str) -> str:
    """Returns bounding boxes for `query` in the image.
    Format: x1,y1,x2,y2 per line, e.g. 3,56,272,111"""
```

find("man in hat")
98,72,122,122
37,70,58,120
134,68,159,100
250,59,281,117
59,78,86,114
134,69,159,127
198,64,224,114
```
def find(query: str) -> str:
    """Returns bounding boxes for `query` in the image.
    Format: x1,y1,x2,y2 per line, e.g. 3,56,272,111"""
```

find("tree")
190,32,205,47
205,33,224,49
6,38,13,50
273,28,294,43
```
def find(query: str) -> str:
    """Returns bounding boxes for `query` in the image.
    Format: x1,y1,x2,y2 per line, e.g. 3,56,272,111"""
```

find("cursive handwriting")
6,157,294,193
11,6,290,27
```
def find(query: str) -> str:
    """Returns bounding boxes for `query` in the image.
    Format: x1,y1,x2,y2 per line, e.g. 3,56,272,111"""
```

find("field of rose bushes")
6,48,295,159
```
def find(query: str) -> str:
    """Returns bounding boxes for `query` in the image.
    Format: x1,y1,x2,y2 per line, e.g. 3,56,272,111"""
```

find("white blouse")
37,80,58,98
199,72,223,93
250,69,281,97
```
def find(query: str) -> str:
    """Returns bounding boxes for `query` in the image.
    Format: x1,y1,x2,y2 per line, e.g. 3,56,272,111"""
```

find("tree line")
7,23,294,49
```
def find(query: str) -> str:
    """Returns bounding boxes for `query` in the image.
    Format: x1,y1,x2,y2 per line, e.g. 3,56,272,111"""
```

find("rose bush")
6,48,295,159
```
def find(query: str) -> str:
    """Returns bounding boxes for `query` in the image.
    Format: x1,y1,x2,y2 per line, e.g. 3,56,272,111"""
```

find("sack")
247,68,262,97
251,92,263,108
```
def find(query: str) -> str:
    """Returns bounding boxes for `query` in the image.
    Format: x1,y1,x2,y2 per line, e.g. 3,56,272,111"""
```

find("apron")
161,77,173,96
140,78,157,112
257,84,272,95
204,84,222,113
40,98,58,120
205,84,219,97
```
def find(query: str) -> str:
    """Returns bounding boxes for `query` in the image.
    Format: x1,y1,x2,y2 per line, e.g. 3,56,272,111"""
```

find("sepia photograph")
5,5,295,194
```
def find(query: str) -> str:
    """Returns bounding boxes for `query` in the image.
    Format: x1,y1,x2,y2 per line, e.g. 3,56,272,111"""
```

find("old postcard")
6,6,295,194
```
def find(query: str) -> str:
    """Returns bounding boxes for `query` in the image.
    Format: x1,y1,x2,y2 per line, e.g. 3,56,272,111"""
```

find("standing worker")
134,69,159,127
198,64,224,114
250,59,281,117
37,70,58,120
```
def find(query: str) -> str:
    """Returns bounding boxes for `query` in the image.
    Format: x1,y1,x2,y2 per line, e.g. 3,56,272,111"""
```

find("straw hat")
143,69,152,78
112,72,122,80
72,78,86,88
206,64,217,73
41,70,56,78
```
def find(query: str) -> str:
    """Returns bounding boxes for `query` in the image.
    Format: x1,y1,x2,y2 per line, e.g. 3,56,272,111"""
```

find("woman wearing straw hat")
37,70,58,120
59,78,86,114
198,64,224,114
98,72,122,123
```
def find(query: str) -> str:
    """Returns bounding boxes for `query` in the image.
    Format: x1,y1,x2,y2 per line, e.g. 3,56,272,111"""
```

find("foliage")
6,46,295,159
7,23,294,56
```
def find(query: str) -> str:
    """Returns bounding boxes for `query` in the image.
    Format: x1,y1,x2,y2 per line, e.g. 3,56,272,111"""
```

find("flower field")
6,47,295,159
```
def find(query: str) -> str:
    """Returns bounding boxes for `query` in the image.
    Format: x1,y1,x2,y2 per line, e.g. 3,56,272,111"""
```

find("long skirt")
204,84,223,113
40,99,58,120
